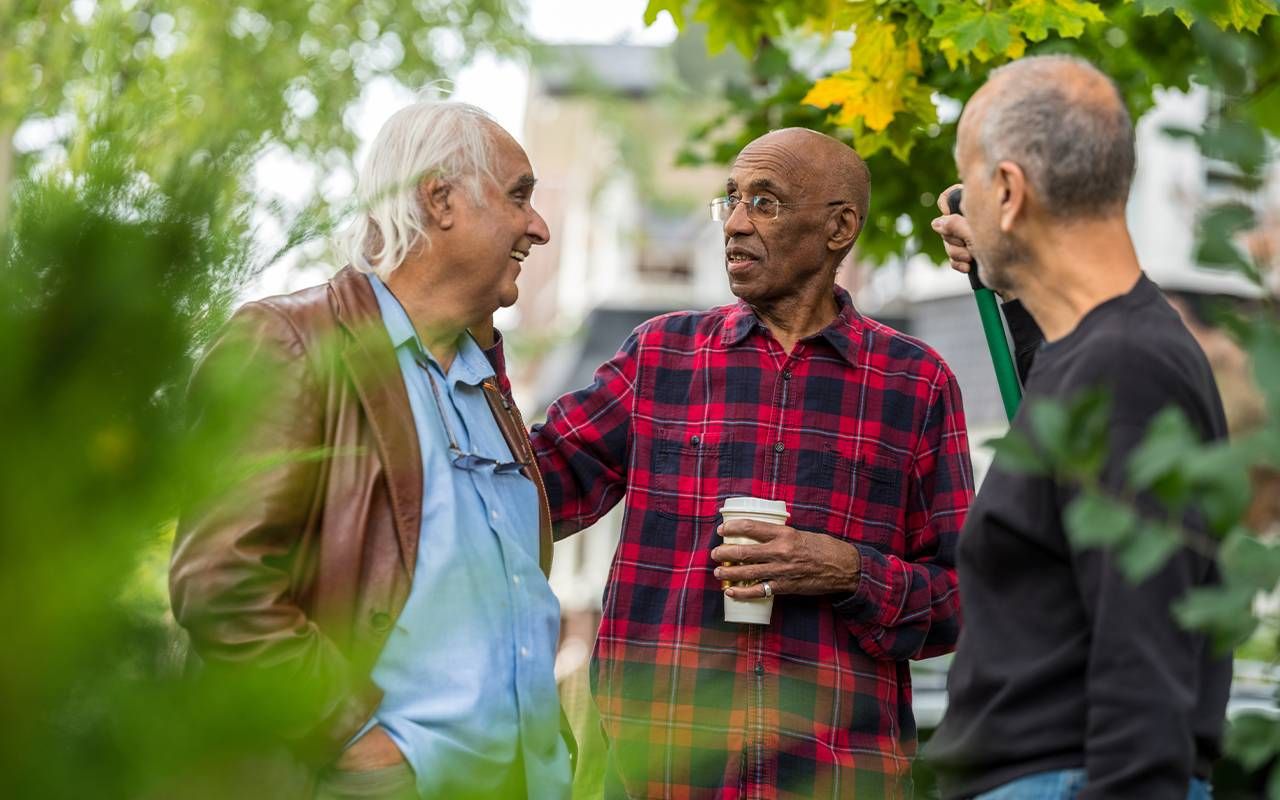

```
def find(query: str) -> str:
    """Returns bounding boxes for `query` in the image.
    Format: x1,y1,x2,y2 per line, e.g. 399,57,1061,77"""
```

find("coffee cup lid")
720,496,788,518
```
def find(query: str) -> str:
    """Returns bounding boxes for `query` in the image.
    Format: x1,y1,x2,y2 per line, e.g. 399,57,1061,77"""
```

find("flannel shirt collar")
722,284,865,366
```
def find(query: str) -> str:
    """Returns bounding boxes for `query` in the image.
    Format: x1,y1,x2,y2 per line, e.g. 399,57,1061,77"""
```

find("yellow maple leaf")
938,36,964,70
802,72,868,110
850,18,900,76
830,73,907,132
906,39,924,73
865,80,904,131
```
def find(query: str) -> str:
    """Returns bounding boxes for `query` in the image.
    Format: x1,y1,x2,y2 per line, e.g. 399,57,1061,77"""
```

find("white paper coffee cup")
719,497,788,625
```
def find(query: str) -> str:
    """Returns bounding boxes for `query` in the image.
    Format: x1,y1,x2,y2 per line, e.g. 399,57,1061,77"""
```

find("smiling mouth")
510,249,528,262
726,251,759,273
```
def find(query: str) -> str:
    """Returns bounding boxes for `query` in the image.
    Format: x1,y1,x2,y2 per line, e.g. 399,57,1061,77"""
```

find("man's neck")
752,279,841,355
1013,217,1142,342
385,263,476,373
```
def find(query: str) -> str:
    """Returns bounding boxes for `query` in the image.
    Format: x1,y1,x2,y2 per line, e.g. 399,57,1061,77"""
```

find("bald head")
740,128,871,237
965,55,1135,218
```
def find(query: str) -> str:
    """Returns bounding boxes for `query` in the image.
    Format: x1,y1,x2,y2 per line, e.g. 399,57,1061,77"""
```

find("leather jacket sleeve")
170,301,379,764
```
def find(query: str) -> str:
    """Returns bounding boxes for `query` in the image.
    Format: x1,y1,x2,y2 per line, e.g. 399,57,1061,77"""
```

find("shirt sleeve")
529,330,640,539
833,368,973,661
1065,344,1222,800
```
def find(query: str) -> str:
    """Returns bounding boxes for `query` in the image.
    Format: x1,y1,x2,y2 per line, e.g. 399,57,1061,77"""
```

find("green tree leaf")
1174,583,1260,652
1064,490,1138,548
1029,397,1073,466
1220,530,1280,593
1247,321,1280,416
1245,80,1280,136
1196,201,1259,271
1181,442,1254,535
1133,0,1197,26
1116,521,1182,582
1225,712,1280,771
911,0,943,17
1126,406,1201,490
1202,119,1269,174
984,428,1048,475
1212,0,1277,31
645,0,686,28
1010,0,1106,42
930,4,1016,55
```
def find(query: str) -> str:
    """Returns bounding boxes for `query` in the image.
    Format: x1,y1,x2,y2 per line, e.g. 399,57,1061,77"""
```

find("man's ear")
994,161,1027,234
418,177,454,230
827,205,862,253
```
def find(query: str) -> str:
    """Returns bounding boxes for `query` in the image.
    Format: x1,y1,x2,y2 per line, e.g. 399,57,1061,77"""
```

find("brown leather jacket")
170,266,558,787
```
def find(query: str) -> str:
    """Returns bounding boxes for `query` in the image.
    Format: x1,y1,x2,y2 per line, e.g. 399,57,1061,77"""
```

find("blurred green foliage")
0,1,527,796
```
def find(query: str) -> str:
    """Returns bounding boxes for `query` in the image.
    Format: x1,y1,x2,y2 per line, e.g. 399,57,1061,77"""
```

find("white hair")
336,100,499,279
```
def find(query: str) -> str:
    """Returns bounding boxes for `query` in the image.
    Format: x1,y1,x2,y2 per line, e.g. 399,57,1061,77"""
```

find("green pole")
947,190,1023,421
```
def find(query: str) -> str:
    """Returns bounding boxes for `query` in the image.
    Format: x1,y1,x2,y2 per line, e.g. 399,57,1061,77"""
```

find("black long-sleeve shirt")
925,274,1232,799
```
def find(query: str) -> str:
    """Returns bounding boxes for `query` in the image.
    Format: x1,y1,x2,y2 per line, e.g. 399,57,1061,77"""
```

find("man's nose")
723,200,755,237
528,205,550,246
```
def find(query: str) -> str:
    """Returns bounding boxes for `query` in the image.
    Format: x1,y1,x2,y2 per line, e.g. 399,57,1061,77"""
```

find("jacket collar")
329,265,424,573
327,265,554,576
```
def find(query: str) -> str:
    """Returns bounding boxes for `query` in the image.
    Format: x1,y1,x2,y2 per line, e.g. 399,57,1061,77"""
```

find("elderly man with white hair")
170,101,573,799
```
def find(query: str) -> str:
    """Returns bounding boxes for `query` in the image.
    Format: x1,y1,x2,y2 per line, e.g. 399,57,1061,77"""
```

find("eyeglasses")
709,196,850,222
414,351,530,472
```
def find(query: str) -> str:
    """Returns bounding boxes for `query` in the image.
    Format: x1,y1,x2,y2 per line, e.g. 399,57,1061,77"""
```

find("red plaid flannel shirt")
508,287,972,799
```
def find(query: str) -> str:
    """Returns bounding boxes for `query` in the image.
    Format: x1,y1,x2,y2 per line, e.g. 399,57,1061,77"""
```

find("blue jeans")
974,768,1212,800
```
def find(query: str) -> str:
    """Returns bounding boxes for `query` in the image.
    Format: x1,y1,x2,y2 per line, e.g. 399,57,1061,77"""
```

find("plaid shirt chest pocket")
795,443,909,547
648,431,751,519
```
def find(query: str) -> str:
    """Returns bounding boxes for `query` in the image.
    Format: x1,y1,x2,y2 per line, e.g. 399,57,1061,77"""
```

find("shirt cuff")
831,543,884,622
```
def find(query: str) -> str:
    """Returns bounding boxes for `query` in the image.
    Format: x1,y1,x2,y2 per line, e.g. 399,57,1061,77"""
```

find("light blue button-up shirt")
361,274,570,799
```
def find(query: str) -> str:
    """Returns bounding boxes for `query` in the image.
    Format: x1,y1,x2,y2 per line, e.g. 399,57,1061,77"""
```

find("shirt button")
774,441,785,453
690,435,701,446
490,509,499,521
755,661,765,676
782,370,792,380
520,646,530,659
512,574,522,586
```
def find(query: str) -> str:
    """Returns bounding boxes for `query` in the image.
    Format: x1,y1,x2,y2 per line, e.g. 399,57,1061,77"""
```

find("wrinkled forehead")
488,126,533,180
728,139,816,199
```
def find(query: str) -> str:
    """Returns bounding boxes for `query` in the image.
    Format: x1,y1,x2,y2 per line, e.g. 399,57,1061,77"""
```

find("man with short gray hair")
170,101,572,799
923,56,1230,799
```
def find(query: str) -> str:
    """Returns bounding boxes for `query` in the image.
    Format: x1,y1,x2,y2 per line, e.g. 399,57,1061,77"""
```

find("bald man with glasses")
490,128,974,798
